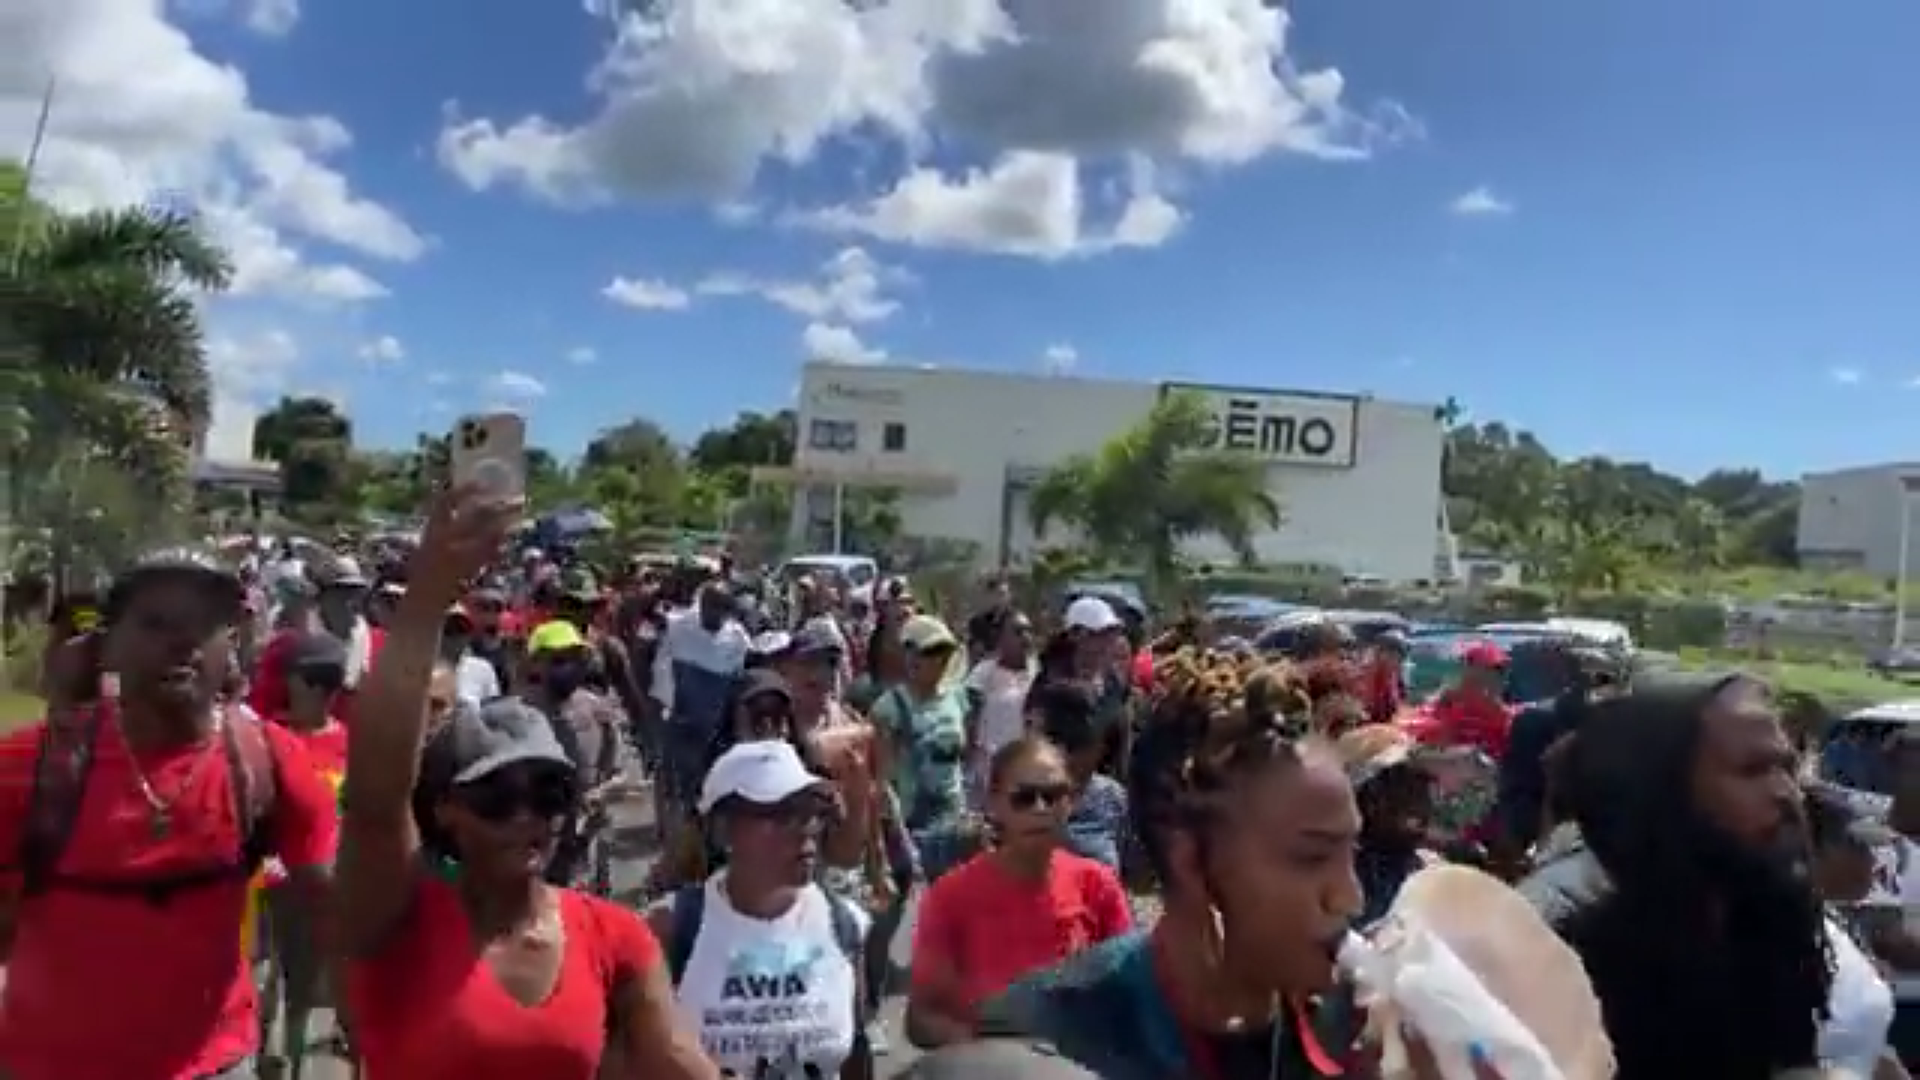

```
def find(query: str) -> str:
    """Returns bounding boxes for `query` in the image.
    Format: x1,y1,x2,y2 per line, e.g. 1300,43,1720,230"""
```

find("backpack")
664,883,866,1015
16,703,279,900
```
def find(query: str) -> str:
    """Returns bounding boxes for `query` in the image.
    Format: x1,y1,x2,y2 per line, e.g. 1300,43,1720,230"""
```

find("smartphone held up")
448,412,527,504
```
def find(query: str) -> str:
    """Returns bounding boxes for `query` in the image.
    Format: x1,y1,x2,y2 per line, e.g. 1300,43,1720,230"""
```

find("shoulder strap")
665,883,706,985
825,891,863,963
20,707,103,897
221,706,278,870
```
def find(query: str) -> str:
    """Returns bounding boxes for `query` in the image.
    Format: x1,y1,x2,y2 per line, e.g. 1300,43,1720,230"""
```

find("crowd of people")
0,481,1915,1080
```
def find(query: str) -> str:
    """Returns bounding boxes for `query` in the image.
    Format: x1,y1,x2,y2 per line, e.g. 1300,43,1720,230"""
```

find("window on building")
808,419,858,452
882,422,907,452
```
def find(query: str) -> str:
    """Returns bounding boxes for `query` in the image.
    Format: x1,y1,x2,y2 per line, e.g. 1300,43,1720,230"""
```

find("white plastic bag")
1341,923,1562,1080
1347,864,1615,1080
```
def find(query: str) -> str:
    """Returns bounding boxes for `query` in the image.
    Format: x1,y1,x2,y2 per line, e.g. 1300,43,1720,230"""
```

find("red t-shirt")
0,711,340,1080
263,719,347,883
249,627,386,724
912,850,1133,1014
348,877,662,1080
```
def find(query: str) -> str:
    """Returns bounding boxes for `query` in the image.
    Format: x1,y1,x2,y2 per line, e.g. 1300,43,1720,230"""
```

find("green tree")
5,179,231,579
1027,391,1281,596
252,396,354,522
689,409,796,496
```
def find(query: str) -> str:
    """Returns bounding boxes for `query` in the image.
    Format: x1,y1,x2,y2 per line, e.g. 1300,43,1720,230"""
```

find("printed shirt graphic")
675,877,861,1080
873,687,970,829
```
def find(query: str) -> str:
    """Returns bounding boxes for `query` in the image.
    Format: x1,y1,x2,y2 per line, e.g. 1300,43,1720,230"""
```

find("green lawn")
0,691,42,733
1671,652,1918,713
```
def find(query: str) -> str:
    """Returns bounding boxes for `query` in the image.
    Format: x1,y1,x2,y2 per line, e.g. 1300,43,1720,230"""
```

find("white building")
1796,463,1920,579
763,363,1448,581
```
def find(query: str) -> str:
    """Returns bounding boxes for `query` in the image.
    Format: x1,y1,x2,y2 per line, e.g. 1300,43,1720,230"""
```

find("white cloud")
201,328,298,459
487,370,548,399
802,322,884,365
435,0,1412,258
1449,186,1514,217
1041,343,1078,374
567,345,598,365
696,246,902,323
5,0,422,305
803,152,1182,259
240,0,298,36
424,370,453,386
1830,366,1864,386
602,276,691,310
356,334,404,364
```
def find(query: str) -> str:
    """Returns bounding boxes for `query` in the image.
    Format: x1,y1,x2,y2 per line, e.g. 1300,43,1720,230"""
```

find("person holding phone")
0,548,340,1080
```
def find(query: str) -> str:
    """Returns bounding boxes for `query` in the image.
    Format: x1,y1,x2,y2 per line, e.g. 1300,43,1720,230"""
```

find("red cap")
1460,641,1509,669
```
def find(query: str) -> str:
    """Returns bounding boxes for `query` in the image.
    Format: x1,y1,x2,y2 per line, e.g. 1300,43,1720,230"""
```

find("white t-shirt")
454,653,500,705
1819,914,1895,1077
673,875,864,1079
965,659,1035,759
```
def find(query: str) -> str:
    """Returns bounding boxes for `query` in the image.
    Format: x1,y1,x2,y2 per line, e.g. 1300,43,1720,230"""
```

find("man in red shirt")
0,548,340,1080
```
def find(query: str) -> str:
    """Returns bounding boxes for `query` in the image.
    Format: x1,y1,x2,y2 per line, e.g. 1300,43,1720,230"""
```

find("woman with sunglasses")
906,737,1132,1049
337,485,714,1080
651,740,876,1080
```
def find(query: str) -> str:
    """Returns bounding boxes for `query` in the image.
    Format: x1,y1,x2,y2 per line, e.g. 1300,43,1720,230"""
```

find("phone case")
449,413,527,500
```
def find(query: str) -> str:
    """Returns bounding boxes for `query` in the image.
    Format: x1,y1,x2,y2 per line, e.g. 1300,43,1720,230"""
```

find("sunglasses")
453,769,577,823
1007,782,1073,812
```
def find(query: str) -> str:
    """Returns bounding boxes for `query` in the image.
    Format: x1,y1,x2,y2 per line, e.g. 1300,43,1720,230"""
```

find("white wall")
1797,464,1920,579
791,364,1445,581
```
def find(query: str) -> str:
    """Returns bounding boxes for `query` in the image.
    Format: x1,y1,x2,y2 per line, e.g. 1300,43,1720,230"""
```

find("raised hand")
409,483,523,603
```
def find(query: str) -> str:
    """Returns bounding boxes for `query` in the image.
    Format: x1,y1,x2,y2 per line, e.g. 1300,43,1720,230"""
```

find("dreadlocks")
1128,648,1321,884
1556,674,1832,1078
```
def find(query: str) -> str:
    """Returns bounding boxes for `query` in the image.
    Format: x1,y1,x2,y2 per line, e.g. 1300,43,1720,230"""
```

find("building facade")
1796,463,1920,579
766,363,1448,581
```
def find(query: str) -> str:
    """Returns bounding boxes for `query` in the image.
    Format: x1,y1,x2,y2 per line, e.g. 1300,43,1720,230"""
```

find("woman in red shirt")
337,485,715,1080
907,736,1133,1048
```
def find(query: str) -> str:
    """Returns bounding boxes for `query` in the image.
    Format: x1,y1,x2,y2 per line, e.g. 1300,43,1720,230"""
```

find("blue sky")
15,0,1920,477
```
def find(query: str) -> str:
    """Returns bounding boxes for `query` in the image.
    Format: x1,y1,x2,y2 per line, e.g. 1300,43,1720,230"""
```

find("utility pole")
2,75,56,690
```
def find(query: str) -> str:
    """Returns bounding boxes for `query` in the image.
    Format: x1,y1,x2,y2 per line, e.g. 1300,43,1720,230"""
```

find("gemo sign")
1163,383,1360,468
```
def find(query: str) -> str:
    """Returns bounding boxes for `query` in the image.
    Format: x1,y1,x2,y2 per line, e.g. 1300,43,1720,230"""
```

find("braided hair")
1128,647,1321,885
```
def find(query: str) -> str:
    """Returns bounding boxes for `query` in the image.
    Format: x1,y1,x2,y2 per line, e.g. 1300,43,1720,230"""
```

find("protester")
337,487,712,1080
463,585,517,693
653,669,804,893
440,602,503,705
0,548,340,1080
1040,597,1134,778
872,615,978,883
848,616,906,714
1401,641,1515,760
1804,785,1905,1078
524,619,623,889
964,608,1037,801
1361,629,1408,724
1518,672,1835,1077
964,573,1015,664
907,737,1132,1049
972,648,1366,1078
1336,724,1443,926
258,632,354,1077
652,580,753,844
651,740,874,1080
1029,682,1128,873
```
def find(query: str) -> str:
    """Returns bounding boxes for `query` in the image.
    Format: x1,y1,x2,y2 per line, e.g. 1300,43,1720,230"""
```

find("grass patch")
1673,650,1919,713
0,691,43,733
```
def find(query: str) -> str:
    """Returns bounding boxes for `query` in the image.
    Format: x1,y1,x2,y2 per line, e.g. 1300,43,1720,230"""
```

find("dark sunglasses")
1007,782,1073,812
453,769,577,823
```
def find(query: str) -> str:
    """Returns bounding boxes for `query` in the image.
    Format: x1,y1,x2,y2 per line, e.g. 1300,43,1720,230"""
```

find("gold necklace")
116,712,223,840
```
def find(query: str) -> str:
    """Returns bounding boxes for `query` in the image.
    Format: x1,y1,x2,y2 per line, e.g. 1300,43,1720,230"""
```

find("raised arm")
336,486,519,956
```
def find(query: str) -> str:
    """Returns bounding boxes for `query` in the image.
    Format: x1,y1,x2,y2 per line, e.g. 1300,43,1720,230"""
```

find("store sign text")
1166,384,1359,468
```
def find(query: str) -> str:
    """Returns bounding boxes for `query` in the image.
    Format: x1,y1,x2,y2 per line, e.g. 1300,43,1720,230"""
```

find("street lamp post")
1897,476,1920,650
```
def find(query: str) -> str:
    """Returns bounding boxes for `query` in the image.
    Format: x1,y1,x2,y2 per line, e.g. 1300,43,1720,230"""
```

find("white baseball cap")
1064,595,1122,633
698,740,831,814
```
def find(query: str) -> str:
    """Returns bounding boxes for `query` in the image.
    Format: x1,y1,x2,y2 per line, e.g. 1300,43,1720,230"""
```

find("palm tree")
4,183,232,579
1026,390,1282,598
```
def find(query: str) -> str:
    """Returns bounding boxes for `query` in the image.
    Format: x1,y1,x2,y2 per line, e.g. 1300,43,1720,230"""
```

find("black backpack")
13,704,278,901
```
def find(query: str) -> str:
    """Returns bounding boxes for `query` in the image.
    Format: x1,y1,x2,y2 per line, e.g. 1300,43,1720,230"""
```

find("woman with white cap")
651,740,874,1080
335,485,714,1080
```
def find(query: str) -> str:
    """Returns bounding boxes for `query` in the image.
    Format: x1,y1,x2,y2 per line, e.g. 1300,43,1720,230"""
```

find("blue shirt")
1066,775,1128,870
